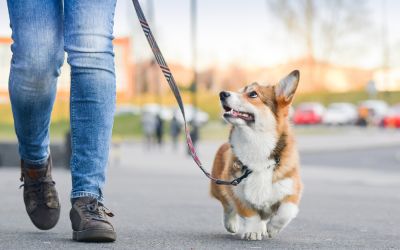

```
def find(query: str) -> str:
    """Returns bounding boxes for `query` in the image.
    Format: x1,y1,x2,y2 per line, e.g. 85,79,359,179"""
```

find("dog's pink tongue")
232,110,239,117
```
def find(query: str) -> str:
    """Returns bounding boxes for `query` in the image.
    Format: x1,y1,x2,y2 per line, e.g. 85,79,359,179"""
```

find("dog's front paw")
267,223,281,238
241,215,265,240
224,211,239,233
224,217,239,233
261,221,268,237
242,232,263,241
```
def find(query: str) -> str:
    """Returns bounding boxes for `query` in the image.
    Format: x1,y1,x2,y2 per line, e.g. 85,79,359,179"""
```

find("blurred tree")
318,0,371,61
266,0,372,85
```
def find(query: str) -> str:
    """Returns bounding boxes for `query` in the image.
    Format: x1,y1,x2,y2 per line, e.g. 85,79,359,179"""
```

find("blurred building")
1,1,399,99
131,58,400,94
198,59,374,93
253,58,374,93
373,68,400,91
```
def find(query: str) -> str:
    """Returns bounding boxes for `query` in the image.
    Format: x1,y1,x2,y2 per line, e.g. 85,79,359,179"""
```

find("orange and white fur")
210,70,303,240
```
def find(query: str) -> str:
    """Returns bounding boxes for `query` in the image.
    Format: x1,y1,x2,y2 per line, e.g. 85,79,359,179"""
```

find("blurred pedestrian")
356,106,369,127
155,113,164,147
187,121,199,155
170,115,182,150
7,0,116,242
141,112,157,148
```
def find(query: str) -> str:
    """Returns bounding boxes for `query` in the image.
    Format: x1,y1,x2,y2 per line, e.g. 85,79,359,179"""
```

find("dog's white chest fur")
237,172,294,210
230,127,293,210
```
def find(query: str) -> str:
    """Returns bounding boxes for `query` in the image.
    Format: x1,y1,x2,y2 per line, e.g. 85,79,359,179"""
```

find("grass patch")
0,114,144,141
112,114,143,139
1,90,399,140
293,90,400,106
0,123,15,140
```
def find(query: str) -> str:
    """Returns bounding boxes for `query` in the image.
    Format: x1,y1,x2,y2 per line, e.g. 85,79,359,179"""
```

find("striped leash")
132,0,252,186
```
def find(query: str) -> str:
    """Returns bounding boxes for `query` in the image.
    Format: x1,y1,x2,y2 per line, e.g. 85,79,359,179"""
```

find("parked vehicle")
288,106,294,121
115,104,141,116
322,102,358,125
357,100,389,126
141,104,173,120
140,104,209,125
175,105,209,126
382,104,400,128
293,102,325,125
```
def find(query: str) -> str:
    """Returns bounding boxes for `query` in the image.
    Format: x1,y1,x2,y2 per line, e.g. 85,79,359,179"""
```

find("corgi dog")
210,70,303,240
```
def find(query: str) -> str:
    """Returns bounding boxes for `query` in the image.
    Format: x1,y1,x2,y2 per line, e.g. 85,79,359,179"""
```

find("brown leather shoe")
20,156,60,230
70,197,116,242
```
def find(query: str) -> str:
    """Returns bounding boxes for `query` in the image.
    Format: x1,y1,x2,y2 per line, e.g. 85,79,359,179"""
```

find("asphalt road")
0,136,400,249
301,145,400,172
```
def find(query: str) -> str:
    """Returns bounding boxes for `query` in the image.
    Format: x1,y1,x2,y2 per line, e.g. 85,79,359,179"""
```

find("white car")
174,105,209,126
358,100,389,125
322,103,358,125
141,103,209,126
141,103,173,120
115,104,141,116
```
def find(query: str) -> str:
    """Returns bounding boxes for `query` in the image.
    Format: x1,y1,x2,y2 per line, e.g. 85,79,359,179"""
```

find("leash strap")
132,0,251,186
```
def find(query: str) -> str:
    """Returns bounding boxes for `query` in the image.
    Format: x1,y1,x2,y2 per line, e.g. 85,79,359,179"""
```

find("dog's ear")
275,70,300,103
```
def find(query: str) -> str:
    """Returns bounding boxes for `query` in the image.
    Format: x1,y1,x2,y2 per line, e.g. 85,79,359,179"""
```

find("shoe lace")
79,200,114,222
19,176,56,203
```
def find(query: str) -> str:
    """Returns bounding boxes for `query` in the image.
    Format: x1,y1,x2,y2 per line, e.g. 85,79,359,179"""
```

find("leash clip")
230,180,239,186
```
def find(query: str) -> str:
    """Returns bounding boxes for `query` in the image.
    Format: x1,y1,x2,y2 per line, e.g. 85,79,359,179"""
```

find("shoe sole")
72,229,116,242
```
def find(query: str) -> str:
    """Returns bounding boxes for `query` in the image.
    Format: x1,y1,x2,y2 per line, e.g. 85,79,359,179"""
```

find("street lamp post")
191,0,197,109
190,0,199,147
147,0,162,105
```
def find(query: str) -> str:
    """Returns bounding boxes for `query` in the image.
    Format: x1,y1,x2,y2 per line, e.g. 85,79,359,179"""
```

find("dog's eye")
248,91,258,98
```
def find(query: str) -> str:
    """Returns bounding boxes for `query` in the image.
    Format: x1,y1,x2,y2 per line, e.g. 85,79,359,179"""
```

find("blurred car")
288,106,294,121
358,100,389,126
140,104,209,126
322,102,357,125
115,104,141,116
293,102,325,125
174,105,209,126
141,103,173,120
382,104,400,128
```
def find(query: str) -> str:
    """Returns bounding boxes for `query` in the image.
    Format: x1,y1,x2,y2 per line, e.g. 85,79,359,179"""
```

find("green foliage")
293,91,400,106
112,114,143,139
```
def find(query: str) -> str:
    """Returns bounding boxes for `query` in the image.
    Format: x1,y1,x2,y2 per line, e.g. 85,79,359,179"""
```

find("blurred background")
0,0,399,150
0,0,399,172
0,1,399,248
0,0,399,167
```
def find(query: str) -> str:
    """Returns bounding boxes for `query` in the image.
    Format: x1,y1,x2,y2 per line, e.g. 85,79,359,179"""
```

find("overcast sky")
1,0,399,70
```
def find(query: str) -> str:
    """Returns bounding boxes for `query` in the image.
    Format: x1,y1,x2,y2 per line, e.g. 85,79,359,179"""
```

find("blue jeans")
7,0,117,202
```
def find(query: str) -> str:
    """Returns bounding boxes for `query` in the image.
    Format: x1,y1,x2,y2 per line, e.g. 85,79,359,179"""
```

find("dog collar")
234,157,280,173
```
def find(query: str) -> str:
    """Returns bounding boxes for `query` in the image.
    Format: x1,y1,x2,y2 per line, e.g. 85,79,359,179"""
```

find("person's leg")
64,0,117,242
7,0,64,166
7,0,63,230
64,0,116,203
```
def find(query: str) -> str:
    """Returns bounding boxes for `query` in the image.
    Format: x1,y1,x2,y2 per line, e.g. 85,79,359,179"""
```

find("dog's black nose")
219,91,230,101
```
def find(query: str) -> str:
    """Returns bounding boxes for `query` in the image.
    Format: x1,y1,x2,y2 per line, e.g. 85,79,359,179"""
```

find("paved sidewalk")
297,127,400,152
1,140,400,249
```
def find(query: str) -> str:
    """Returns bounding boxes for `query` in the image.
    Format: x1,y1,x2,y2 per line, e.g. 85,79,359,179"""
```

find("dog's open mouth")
223,105,254,122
